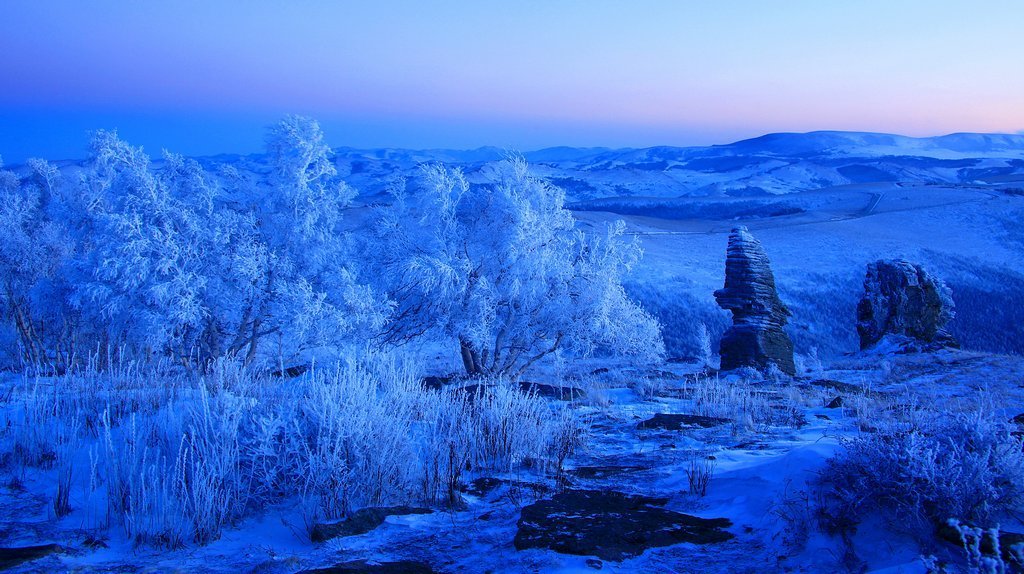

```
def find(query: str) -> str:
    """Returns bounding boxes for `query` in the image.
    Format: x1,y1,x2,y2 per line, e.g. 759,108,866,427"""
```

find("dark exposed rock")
808,379,863,395
825,396,843,409
456,381,584,401
714,227,795,375
518,381,585,400
0,544,64,570
270,364,309,378
586,558,604,570
514,490,733,561
298,560,435,574
310,506,432,543
856,259,957,350
637,413,730,431
461,477,549,499
420,375,451,390
569,465,650,479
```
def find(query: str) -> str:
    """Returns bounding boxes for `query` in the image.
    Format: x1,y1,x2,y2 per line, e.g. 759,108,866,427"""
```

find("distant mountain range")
50,130,1018,202
299,131,1022,201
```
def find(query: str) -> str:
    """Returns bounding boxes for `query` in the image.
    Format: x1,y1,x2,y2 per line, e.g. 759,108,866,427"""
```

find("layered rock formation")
857,259,957,350
714,227,795,375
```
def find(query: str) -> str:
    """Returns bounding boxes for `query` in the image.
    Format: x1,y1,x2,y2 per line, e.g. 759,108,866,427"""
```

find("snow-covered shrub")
817,398,1024,534
468,382,555,471
177,387,249,543
373,157,663,377
697,322,715,369
416,388,475,507
2,350,586,548
948,519,1024,573
631,374,665,401
686,450,717,496
688,372,793,433
794,346,824,378
416,379,585,505
101,410,188,548
289,361,419,518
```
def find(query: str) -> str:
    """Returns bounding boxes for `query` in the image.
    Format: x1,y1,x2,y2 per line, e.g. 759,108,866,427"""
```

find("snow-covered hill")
313,131,1024,200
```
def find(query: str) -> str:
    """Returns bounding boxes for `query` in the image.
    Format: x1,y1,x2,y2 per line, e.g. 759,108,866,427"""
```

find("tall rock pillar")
714,227,795,375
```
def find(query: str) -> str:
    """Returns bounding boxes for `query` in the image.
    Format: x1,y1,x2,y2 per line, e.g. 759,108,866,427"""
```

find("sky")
1,0,1023,162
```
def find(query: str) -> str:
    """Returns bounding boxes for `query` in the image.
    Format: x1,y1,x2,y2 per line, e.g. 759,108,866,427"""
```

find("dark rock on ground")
298,560,435,574
637,413,730,431
518,381,585,400
270,364,309,378
730,441,770,450
714,227,795,375
0,544,64,570
825,396,843,409
808,379,863,395
420,375,452,390
461,477,549,499
857,259,958,350
586,558,604,569
646,369,683,380
569,465,650,479
514,490,733,561
310,507,432,543
456,382,584,401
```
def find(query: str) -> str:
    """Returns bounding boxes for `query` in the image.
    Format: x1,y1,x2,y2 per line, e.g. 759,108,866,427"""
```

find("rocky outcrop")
714,227,795,375
856,259,957,350
637,413,730,431
0,544,65,571
514,490,733,561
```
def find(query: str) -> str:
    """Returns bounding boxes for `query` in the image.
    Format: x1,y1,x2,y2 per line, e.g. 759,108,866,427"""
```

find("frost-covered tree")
214,115,387,366
68,117,387,369
0,158,74,368
78,132,214,361
374,157,663,377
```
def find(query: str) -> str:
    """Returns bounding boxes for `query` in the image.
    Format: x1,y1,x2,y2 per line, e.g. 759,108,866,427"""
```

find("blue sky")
1,0,1022,162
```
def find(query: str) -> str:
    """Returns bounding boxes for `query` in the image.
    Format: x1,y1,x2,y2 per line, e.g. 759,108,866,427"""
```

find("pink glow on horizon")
1,0,1023,158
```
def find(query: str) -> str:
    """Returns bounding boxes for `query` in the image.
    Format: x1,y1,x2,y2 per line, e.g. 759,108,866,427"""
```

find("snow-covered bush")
1,351,586,548
289,359,420,518
373,157,663,377
697,322,715,369
817,398,1024,534
948,519,1024,573
688,372,802,433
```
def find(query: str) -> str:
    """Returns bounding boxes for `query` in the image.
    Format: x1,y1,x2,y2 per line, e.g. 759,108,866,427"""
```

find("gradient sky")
2,0,1023,162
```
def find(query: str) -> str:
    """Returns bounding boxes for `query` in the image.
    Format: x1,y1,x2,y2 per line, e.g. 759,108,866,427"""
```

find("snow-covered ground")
2,130,1024,573
4,348,1022,573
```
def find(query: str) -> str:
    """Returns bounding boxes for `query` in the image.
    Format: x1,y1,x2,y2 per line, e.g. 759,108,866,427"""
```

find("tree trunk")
459,337,481,375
